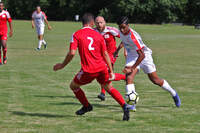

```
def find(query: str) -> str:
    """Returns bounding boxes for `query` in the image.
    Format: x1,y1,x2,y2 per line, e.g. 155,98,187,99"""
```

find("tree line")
3,0,200,24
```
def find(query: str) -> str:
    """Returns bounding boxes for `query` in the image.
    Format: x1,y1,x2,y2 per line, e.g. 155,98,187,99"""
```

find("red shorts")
73,69,111,85
0,34,7,40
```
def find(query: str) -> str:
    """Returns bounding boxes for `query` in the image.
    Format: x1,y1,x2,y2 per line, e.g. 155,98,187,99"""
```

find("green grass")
0,20,200,133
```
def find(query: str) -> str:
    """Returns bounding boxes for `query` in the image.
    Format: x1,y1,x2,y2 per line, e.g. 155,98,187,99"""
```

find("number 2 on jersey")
87,37,95,50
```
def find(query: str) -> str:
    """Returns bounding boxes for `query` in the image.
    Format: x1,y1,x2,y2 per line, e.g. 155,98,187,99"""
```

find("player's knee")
69,81,76,90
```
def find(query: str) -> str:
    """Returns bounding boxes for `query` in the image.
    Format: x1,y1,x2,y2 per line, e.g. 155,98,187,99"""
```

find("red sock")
72,88,89,107
3,48,7,59
114,73,126,81
106,87,125,107
101,88,106,95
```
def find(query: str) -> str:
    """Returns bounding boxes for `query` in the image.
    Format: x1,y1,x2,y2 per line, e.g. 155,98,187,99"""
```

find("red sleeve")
130,32,142,51
8,18,12,22
100,36,107,55
42,12,47,19
70,33,78,50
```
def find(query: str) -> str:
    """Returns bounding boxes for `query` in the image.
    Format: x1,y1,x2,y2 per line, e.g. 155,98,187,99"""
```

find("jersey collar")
82,26,93,29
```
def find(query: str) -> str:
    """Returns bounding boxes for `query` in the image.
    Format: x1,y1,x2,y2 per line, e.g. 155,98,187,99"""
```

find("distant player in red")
53,13,130,121
94,16,125,101
0,2,13,65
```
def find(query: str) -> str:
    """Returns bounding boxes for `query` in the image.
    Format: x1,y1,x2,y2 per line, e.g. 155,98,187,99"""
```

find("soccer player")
0,2,13,65
53,13,130,121
32,6,51,51
115,16,181,108
94,16,126,101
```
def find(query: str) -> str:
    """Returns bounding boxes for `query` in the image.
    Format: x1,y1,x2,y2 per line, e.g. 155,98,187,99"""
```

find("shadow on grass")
34,95,70,98
10,111,122,121
49,102,119,109
34,95,98,99
10,111,75,118
138,105,170,109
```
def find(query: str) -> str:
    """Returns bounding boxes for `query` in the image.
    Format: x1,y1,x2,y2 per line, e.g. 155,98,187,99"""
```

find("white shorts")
125,54,156,74
36,26,45,35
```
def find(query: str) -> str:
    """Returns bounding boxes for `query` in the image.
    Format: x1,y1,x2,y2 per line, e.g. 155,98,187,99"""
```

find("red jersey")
0,10,12,35
94,26,120,63
70,27,108,73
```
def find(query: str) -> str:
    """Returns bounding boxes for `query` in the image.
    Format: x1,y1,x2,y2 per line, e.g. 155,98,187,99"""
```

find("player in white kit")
32,6,51,51
115,16,181,108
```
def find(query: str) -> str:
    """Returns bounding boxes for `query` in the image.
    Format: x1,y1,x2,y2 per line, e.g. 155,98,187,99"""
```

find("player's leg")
40,26,47,49
142,54,181,107
114,73,126,81
125,67,138,93
71,69,95,115
70,81,92,115
1,39,7,64
102,82,130,121
147,72,181,107
97,73,126,101
36,35,43,50
97,70,130,121
97,87,106,101
97,62,125,101
35,26,43,50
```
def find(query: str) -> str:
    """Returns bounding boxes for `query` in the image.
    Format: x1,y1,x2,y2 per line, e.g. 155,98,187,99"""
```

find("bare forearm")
9,22,13,32
104,51,113,73
45,19,50,26
116,42,123,53
132,50,145,69
114,42,123,57
61,52,74,67
32,20,35,26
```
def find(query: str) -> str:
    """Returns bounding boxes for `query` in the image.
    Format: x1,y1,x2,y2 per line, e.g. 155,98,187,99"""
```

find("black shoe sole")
76,105,93,115
97,94,105,101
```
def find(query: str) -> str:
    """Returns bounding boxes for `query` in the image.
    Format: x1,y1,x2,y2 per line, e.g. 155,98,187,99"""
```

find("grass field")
0,20,200,133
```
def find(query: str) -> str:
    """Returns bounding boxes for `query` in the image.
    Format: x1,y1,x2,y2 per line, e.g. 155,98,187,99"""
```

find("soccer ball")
125,91,139,105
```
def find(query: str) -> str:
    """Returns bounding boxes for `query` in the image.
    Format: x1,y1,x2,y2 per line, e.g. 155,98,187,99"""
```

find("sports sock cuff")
126,84,135,94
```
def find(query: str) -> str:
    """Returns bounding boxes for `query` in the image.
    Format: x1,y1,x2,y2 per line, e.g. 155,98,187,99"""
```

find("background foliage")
3,0,200,24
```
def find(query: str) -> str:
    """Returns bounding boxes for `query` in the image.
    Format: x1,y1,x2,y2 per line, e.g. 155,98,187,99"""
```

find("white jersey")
120,28,152,58
32,11,47,27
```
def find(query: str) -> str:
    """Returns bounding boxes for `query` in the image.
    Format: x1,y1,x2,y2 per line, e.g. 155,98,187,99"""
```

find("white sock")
38,40,43,49
161,80,176,97
126,84,135,94
42,39,46,45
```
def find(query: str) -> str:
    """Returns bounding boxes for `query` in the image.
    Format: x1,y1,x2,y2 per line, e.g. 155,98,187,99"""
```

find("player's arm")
103,50,115,80
123,49,145,74
132,49,145,69
31,18,35,29
8,20,13,37
44,17,52,30
101,39,115,80
124,47,127,58
113,42,123,58
53,49,76,71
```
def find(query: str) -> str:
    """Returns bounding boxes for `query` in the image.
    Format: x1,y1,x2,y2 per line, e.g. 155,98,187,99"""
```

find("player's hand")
32,25,35,29
109,72,115,81
9,31,13,37
48,25,52,30
123,67,133,74
113,51,118,58
53,63,64,71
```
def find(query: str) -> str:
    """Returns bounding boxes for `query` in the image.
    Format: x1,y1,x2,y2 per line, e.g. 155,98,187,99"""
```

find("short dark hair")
82,13,94,25
117,16,129,25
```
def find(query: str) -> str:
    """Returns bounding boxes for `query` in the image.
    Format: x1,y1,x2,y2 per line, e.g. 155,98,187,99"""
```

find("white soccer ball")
125,91,139,105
